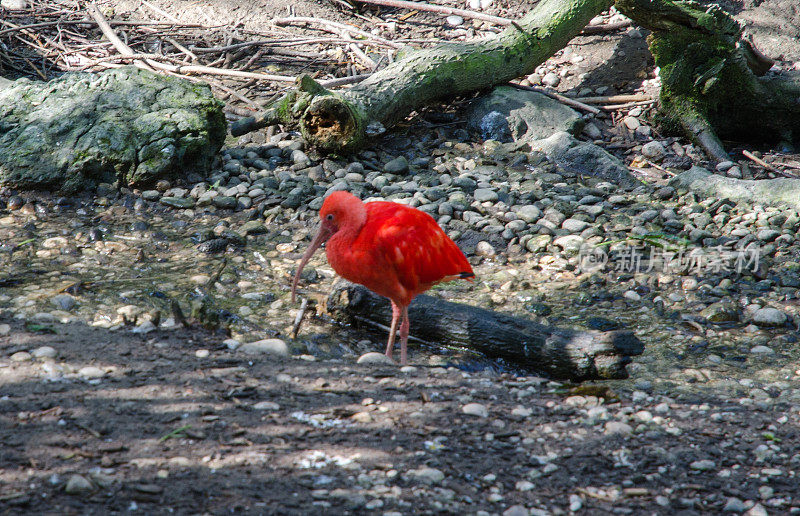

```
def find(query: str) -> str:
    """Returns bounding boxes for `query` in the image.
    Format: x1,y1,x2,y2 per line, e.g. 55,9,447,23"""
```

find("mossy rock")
0,67,225,192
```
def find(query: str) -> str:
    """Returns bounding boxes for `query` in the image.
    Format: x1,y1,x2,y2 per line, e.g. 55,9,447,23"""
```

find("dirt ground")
3,0,800,514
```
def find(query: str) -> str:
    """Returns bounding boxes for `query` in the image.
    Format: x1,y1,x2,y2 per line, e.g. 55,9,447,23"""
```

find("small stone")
517,205,541,223
569,493,583,512
689,459,716,471
623,116,640,130
213,196,238,209
750,345,774,354
475,241,496,257
132,320,156,334
542,72,560,87
604,421,633,435
407,467,445,484
223,338,240,350
383,156,409,174
561,218,590,233
641,141,666,161
195,349,210,358
654,186,675,200
0,324,10,336
624,290,641,302
253,401,280,411
752,307,787,327
32,346,57,359
723,497,746,512
160,197,195,209
474,188,499,202
462,403,489,418
446,15,464,26
65,474,94,495
356,352,395,365
78,366,106,379
746,504,768,516
51,293,77,311
351,411,373,423
756,229,781,242
239,338,289,356
10,351,31,362
504,504,530,516
716,161,735,172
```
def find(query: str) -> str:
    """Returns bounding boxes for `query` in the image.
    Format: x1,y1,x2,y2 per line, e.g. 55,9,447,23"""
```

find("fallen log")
326,281,643,380
231,0,613,152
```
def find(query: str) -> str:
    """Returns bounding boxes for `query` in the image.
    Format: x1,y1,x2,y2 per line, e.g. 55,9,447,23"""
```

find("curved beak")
291,223,334,303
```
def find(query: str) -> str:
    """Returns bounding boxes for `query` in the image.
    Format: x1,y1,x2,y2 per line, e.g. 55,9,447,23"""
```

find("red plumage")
292,191,474,364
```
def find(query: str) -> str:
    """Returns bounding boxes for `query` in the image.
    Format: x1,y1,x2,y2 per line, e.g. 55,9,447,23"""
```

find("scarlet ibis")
291,191,474,365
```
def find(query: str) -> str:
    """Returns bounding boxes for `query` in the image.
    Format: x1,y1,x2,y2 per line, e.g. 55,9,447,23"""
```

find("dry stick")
574,93,652,104
599,99,656,111
343,32,378,70
742,149,780,174
272,16,402,49
141,0,181,23
290,297,309,339
166,37,197,61
580,19,632,34
86,3,156,72
508,82,600,114
352,0,511,26
207,78,262,110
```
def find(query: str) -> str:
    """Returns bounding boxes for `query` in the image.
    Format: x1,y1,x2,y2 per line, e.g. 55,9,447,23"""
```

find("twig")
351,0,511,26
742,150,782,175
508,82,600,114
141,0,181,24
207,258,228,287
320,73,372,88
86,3,156,72
290,298,309,339
580,20,632,35
599,99,657,111
272,16,402,49
73,420,102,438
575,93,652,104
166,37,197,61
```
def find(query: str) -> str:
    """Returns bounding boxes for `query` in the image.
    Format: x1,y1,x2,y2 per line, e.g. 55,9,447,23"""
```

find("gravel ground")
3,0,800,514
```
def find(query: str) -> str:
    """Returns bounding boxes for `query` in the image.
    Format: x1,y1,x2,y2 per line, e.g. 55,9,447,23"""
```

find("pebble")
406,467,445,484
562,218,590,233
253,401,280,411
64,474,94,495
475,241,496,257
516,205,541,223
239,338,289,356
751,307,787,327
604,421,633,435
32,346,57,358
474,188,499,202
750,345,774,354
689,459,716,471
641,141,666,161
383,156,409,174
51,293,77,311
756,229,781,242
504,505,530,516
0,324,10,336
723,497,746,512
445,15,464,26
195,349,210,358
542,72,560,87
462,403,489,417
78,366,106,378
10,351,31,362
356,352,395,365
223,338,241,350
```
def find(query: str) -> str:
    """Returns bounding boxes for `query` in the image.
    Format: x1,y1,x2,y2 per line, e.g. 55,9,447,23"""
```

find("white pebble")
462,403,489,418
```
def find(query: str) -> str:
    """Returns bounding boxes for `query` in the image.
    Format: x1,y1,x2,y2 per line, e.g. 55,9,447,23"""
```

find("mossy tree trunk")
232,0,613,152
615,0,800,161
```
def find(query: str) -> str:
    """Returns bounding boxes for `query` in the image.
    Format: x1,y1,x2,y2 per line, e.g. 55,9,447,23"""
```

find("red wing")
364,202,472,294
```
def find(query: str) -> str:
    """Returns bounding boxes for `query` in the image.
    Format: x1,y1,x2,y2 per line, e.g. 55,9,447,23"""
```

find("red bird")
291,191,474,365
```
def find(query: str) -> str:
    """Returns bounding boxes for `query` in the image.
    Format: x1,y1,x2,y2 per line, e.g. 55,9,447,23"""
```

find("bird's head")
291,191,366,303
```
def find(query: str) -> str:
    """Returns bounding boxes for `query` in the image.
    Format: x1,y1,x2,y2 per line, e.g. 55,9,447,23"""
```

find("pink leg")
385,302,401,360
399,305,410,365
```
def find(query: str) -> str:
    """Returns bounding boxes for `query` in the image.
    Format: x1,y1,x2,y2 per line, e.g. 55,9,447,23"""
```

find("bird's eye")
326,214,334,221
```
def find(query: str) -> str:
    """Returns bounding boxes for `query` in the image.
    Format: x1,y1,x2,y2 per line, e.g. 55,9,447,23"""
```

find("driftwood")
231,0,613,152
327,281,643,380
